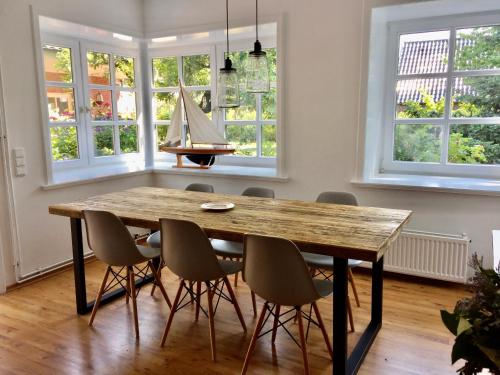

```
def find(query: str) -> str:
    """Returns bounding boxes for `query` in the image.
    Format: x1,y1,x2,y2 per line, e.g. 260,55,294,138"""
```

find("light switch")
15,166,26,177
15,158,25,167
12,148,26,177
13,148,25,158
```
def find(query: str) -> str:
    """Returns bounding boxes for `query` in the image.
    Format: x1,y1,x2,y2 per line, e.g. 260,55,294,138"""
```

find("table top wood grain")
48,187,412,262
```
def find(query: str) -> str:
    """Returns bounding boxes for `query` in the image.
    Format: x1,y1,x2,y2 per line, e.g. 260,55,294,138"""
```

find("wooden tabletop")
49,187,412,262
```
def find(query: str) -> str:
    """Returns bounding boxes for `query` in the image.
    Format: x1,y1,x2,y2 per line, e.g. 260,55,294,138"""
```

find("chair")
241,234,333,375
303,192,363,310
82,210,171,339
185,183,215,193
159,218,246,361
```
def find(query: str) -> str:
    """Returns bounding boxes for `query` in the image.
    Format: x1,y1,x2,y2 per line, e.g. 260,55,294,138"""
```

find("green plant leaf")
441,310,459,335
477,344,500,369
457,317,473,336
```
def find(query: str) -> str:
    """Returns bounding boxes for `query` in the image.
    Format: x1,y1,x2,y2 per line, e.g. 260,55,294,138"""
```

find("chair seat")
313,279,334,298
302,252,363,269
211,239,244,258
147,231,161,248
137,245,161,260
218,259,243,276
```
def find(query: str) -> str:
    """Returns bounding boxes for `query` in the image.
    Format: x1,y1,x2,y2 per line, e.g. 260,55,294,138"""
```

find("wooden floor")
0,260,466,374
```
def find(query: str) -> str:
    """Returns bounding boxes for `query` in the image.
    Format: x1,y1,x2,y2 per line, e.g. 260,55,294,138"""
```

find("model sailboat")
160,82,235,168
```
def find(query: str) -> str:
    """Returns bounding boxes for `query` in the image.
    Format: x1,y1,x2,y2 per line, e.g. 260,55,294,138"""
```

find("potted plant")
441,254,500,375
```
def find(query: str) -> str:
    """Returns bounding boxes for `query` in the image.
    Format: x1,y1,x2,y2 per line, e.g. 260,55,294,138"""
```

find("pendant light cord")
226,0,229,54
255,0,259,40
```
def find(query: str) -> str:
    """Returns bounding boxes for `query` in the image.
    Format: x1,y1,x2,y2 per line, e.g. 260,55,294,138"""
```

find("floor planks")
0,260,466,374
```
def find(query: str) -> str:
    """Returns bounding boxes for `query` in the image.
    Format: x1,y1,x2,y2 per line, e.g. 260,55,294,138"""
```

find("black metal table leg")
70,217,156,315
333,256,384,374
333,257,349,374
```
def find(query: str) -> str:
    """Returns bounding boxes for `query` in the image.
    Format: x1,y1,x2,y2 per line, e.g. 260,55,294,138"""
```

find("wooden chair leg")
150,263,161,296
125,267,130,304
195,281,202,321
271,304,281,344
296,306,310,375
241,302,268,375
348,268,361,307
234,271,239,287
189,281,195,304
347,296,355,332
89,266,111,326
206,281,217,362
150,261,172,308
129,266,140,339
312,302,332,359
161,280,184,346
223,277,246,331
251,291,257,317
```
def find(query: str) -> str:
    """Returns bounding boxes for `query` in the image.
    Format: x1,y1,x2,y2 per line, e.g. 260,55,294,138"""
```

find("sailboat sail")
164,83,229,146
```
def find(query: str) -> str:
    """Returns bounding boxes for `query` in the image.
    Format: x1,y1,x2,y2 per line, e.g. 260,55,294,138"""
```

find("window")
382,17,500,178
223,49,277,158
41,35,142,171
152,52,213,151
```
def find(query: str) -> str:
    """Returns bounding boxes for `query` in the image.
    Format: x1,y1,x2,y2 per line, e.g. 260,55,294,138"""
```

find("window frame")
381,12,500,179
39,34,144,173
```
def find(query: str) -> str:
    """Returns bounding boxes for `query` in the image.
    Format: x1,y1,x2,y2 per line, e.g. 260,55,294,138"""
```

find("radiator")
373,230,470,283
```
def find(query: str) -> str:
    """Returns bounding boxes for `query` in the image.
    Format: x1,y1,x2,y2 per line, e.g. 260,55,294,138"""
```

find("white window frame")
381,12,500,179
39,34,144,173
216,38,277,168
150,44,216,162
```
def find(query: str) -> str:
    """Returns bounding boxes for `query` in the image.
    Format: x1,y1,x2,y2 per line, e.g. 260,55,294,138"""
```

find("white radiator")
374,230,470,283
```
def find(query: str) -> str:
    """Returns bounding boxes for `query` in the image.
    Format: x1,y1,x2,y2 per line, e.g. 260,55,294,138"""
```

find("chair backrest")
243,234,320,307
160,218,224,281
185,183,214,193
83,210,144,266
242,187,275,198
316,191,358,206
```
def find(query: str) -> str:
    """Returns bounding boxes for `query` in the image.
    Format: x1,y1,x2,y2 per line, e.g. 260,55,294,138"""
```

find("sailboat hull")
160,147,235,169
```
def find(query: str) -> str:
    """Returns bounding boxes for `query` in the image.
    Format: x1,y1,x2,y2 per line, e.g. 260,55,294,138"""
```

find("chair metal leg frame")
312,266,361,308
150,259,165,296
70,218,155,315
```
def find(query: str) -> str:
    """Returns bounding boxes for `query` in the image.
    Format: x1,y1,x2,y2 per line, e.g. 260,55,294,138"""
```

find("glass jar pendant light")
217,0,240,108
246,0,270,93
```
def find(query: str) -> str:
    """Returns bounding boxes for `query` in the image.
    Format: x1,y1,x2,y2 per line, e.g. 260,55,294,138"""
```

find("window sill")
43,163,149,190
352,174,500,196
153,162,288,182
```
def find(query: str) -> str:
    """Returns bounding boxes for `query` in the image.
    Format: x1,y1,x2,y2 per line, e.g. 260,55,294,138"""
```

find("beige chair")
83,210,171,339
303,192,363,310
241,234,333,375
185,183,215,193
159,218,246,361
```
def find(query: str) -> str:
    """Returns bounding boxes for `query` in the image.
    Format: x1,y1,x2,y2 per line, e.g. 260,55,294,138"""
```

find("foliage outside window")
391,25,499,170
224,48,277,157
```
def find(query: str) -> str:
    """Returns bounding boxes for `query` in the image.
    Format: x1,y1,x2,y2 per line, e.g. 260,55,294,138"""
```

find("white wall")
0,0,151,286
146,0,499,268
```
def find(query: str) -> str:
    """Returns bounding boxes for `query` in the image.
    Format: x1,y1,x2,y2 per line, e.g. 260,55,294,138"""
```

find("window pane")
454,26,500,71
47,87,76,122
114,56,135,87
448,124,500,165
119,124,138,153
262,88,277,120
153,92,178,121
116,91,136,120
265,48,277,82
43,45,72,83
156,125,169,151
152,57,178,87
90,89,113,121
189,90,211,119
93,126,115,156
50,127,78,161
225,91,256,120
394,124,442,162
225,125,257,156
262,125,277,157
396,78,447,118
87,51,110,85
451,76,500,118
398,31,450,75
183,54,210,86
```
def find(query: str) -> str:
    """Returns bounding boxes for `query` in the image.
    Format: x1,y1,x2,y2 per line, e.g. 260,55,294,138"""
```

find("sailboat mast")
179,84,194,148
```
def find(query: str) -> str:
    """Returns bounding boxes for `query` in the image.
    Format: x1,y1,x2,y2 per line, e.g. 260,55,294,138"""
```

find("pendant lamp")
246,0,270,93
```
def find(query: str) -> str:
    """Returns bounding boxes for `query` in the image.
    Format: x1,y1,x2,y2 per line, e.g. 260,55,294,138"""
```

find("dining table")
48,186,412,374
